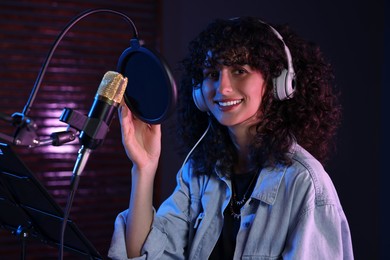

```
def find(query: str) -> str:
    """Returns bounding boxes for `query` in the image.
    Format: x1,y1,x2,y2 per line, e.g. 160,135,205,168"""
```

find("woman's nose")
216,70,232,94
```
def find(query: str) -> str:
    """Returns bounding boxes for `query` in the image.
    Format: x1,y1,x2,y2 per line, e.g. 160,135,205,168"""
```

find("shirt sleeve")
108,163,195,260
282,187,354,259
107,209,145,260
107,209,176,260
281,146,354,260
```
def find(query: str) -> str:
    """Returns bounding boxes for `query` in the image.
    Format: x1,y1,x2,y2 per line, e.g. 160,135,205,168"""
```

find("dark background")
161,1,386,259
0,0,386,259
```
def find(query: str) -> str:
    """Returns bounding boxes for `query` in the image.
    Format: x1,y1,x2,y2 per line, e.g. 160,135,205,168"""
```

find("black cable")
58,174,80,260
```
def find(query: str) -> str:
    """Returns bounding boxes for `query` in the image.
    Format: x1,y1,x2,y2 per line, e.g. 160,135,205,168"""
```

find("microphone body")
73,71,127,176
81,71,127,148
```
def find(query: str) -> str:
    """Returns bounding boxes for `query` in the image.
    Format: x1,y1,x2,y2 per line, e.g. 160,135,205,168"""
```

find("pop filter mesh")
118,45,177,124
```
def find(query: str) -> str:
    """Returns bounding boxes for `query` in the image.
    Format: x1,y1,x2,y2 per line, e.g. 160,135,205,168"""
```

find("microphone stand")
0,111,77,148
21,9,139,260
1,8,139,260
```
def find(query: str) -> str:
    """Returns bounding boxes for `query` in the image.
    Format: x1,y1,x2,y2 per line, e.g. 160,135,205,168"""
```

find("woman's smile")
215,98,243,110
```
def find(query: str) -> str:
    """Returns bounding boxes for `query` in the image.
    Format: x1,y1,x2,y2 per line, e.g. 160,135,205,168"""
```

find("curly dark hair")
176,17,342,176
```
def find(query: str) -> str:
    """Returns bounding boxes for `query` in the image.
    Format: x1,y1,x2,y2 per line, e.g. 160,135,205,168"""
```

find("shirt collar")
251,164,287,205
251,141,298,205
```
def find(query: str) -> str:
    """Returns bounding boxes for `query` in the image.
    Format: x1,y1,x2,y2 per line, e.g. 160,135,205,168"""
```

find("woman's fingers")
118,104,161,170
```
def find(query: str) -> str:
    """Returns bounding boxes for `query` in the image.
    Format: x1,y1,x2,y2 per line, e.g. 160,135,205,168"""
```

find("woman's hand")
118,103,161,174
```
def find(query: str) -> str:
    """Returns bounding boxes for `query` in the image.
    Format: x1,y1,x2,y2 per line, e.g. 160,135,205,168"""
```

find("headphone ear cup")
273,69,296,101
192,86,209,112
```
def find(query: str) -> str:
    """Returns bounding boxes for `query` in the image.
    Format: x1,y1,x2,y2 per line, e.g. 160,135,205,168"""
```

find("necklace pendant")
231,211,241,219
234,195,246,206
229,201,241,219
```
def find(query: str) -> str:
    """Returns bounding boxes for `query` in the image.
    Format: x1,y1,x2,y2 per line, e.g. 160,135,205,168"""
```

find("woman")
108,17,353,259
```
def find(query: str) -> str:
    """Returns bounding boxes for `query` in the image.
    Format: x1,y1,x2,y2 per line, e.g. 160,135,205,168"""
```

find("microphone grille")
97,71,128,104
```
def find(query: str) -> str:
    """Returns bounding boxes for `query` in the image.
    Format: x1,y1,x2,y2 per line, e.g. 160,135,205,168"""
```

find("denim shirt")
108,144,354,260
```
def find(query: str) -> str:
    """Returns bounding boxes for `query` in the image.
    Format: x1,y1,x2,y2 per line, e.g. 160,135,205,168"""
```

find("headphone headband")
257,19,296,100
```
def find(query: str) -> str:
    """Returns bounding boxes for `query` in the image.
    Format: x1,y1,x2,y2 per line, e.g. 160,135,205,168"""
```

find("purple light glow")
37,143,79,154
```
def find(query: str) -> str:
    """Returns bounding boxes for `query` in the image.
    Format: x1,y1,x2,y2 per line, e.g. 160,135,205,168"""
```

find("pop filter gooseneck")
22,8,138,117
117,38,177,124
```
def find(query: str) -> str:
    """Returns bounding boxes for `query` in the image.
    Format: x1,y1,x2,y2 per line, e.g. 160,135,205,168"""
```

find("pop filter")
117,39,177,124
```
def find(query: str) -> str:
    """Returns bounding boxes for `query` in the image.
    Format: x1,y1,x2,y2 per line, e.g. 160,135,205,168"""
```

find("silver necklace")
229,171,259,219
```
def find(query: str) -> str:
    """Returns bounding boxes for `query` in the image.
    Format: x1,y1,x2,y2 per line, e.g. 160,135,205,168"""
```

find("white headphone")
193,18,296,112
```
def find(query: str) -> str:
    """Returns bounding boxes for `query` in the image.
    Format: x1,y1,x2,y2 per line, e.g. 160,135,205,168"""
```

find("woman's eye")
233,68,247,75
204,71,219,79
